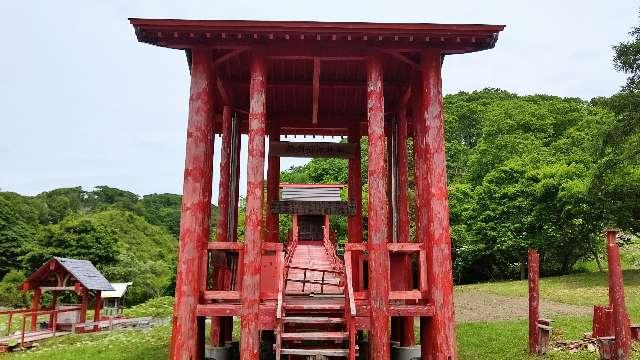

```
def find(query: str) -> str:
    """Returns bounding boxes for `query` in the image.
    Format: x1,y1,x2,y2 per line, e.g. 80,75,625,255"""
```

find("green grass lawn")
4,271,640,359
457,270,640,321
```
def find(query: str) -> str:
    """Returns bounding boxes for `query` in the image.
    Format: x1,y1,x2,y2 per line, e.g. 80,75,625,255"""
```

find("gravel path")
455,291,592,323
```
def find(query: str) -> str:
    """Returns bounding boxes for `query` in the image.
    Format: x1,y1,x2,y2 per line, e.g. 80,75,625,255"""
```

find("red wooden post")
93,291,102,332
211,105,233,347
266,123,281,243
397,107,415,347
49,291,58,329
79,289,88,333
216,106,233,244
30,288,41,332
7,310,13,335
347,124,363,291
418,49,457,360
366,51,390,359
528,249,540,354
240,48,267,360
20,314,26,347
169,48,215,360
606,229,631,360
232,121,241,244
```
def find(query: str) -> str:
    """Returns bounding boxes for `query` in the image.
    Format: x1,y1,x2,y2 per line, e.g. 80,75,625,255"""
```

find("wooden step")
283,316,345,324
280,348,349,357
284,303,344,311
281,331,348,341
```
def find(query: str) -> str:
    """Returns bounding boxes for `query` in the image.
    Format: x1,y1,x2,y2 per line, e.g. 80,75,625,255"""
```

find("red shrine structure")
130,19,504,360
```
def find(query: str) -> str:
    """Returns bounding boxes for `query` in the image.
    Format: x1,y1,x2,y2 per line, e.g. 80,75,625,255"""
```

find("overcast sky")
0,0,636,201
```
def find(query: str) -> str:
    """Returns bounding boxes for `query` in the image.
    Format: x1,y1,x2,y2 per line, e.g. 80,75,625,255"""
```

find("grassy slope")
458,270,640,321
4,271,640,359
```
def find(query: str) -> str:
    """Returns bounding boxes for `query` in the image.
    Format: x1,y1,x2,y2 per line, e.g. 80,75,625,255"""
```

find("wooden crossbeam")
269,141,358,158
270,200,356,215
312,58,320,125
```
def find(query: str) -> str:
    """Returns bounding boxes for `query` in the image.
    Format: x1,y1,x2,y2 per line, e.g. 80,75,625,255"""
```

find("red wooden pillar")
30,288,41,332
216,106,233,244
240,48,267,360
366,51,391,358
528,249,540,354
211,105,233,347
169,48,215,360
93,291,102,332
347,124,363,291
79,289,88,332
266,123,280,243
606,229,631,360
397,107,415,347
49,291,58,329
419,49,456,360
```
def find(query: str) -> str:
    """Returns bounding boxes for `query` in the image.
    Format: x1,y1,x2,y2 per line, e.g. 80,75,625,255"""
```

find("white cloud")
0,0,635,198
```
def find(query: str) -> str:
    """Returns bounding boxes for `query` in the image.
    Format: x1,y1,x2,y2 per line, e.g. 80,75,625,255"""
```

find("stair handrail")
344,251,357,360
323,230,345,275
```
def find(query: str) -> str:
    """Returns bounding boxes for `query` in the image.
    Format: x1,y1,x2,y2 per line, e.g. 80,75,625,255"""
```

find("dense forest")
282,88,639,283
0,186,217,306
2,18,640,308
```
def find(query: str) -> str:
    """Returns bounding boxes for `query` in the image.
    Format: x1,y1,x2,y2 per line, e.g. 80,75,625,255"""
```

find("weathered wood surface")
240,50,267,360
529,249,540,354
417,49,457,360
606,230,632,360
269,141,358,158
270,201,356,215
169,48,215,360
365,52,390,360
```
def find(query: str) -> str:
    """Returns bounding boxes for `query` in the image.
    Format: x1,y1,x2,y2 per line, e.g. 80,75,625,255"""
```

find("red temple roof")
130,19,505,136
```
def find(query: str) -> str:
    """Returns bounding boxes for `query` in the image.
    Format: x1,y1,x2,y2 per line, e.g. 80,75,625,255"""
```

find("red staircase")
275,233,356,359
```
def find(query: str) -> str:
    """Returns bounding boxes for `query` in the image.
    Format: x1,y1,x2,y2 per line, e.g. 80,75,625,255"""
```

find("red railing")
10,307,82,347
344,253,357,360
324,230,345,275
285,266,342,294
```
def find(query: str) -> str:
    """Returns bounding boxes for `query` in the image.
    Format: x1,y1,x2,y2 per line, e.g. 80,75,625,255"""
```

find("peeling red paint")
347,125,363,291
528,249,540,354
417,49,456,360
210,105,233,347
266,124,280,243
366,51,391,360
606,230,632,360
170,48,215,360
240,49,267,360
397,107,415,347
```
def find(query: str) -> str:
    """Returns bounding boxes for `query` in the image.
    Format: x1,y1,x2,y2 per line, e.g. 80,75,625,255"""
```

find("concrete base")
204,344,232,360
391,344,421,360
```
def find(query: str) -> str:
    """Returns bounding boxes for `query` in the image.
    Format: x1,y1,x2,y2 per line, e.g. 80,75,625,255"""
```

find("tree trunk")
593,248,604,272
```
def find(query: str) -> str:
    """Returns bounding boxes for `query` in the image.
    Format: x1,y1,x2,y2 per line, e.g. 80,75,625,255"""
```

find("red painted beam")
170,48,215,360
215,106,233,244
30,288,41,332
366,51,390,359
397,105,415,347
211,106,233,347
312,58,320,126
396,108,410,245
93,291,102,332
347,124,363,291
240,48,267,360
606,230,632,360
418,49,457,360
528,249,540,354
79,290,88,333
266,122,280,243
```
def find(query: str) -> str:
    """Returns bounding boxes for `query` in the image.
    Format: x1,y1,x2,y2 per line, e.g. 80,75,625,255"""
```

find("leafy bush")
0,270,28,308
123,296,174,318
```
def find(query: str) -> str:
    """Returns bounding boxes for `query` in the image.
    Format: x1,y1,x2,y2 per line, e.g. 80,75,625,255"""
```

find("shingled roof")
54,257,114,291
23,257,115,292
